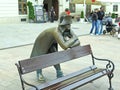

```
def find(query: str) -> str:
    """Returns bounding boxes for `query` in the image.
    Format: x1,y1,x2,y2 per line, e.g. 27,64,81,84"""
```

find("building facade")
0,0,120,24
0,0,70,24
72,2,120,17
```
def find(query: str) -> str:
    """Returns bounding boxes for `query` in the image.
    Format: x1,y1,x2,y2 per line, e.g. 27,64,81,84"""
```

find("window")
18,0,27,15
113,5,118,12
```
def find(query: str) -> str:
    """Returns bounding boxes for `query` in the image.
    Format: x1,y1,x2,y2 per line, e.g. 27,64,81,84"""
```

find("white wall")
105,3,120,16
59,0,64,15
63,0,69,10
75,4,93,16
75,4,84,12
59,0,70,15
91,5,101,11
0,0,18,17
75,3,120,17
75,4,101,13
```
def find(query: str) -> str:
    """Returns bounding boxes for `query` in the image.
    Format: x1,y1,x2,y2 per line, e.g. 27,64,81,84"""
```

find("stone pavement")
0,21,90,49
0,22,120,90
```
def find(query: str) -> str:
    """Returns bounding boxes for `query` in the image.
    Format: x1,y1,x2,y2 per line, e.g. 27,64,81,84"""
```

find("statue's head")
59,13,72,26
58,13,72,34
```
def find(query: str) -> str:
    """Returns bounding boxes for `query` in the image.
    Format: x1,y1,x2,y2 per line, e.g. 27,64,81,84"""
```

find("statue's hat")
59,13,72,25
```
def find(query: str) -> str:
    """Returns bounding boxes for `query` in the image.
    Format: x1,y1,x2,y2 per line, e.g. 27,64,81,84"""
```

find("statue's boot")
56,70,63,78
54,64,64,78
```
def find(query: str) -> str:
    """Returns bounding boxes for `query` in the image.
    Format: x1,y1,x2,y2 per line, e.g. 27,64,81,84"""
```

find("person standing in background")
90,8,98,35
65,8,70,15
117,22,120,39
50,6,56,23
43,9,48,22
97,7,105,35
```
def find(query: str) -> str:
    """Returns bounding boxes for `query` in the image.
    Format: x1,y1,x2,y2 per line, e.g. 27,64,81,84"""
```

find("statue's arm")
54,30,80,50
69,30,80,48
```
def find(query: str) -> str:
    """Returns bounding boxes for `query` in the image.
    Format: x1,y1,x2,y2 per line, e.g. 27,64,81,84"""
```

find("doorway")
43,0,59,20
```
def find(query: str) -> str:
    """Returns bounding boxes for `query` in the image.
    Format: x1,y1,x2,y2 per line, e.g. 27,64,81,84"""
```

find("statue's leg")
54,64,63,78
48,43,63,78
37,69,45,81
31,55,45,81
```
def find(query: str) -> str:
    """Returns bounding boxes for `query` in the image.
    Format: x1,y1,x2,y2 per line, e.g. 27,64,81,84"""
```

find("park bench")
15,44,115,90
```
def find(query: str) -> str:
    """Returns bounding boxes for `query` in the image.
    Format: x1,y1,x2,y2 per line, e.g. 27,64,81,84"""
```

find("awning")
70,0,103,5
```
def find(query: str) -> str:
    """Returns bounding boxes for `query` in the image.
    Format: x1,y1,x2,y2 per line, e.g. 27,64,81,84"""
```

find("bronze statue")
30,13,80,81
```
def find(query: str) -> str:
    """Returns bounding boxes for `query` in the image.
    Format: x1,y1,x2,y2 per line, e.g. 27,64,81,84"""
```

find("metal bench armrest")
15,63,39,90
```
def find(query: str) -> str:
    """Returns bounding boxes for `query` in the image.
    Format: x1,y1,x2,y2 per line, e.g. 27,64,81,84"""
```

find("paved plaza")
0,21,90,49
0,21,120,90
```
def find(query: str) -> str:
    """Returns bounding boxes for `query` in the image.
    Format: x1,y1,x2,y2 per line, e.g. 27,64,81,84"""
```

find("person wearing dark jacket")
50,6,56,22
118,22,120,39
90,8,98,35
97,7,105,35
65,8,70,15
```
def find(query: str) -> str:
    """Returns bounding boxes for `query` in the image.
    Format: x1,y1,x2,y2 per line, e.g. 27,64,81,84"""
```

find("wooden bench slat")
43,68,106,90
19,45,92,74
61,70,108,90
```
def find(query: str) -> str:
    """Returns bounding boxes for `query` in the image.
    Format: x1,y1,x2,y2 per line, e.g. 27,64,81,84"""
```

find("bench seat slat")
29,66,108,90
42,68,107,90
30,65,96,90
61,70,108,90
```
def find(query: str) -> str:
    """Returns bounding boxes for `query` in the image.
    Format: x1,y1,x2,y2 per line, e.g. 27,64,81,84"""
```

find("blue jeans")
90,20,98,35
98,20,103,34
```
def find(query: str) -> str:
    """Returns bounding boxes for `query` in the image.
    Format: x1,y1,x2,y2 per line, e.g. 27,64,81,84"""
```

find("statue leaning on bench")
30,13,80,81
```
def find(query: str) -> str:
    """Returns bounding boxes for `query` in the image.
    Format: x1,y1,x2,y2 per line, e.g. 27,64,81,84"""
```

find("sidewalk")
0,22,120,90
0,21,91,49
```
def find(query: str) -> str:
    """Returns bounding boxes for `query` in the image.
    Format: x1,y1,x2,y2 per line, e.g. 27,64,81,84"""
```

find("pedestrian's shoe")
90,33,94,35
118,34,120,39
37,73,45,81
56,70,64,78
95,33,99,35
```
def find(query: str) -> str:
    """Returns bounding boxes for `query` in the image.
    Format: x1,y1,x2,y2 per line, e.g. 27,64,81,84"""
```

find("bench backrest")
18,44,92,74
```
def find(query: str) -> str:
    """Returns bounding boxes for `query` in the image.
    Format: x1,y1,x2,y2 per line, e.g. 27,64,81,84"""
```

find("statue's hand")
64,36,70,41
69,38,80,48
74,39,78,43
